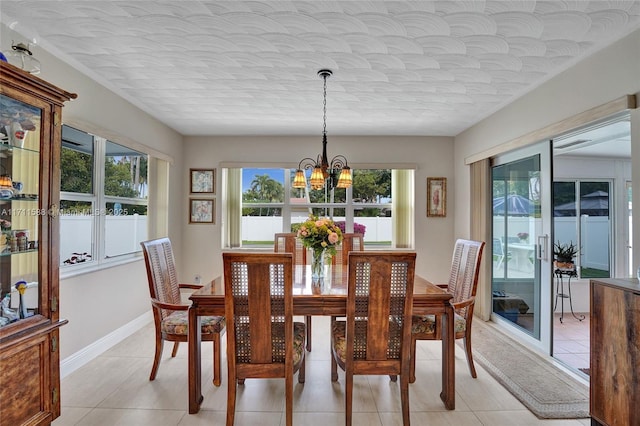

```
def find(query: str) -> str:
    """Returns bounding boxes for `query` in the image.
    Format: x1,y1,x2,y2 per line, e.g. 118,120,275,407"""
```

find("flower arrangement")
517,232,529,241
296,215,343,257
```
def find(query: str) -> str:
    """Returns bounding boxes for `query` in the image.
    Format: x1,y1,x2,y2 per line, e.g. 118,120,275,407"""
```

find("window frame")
227,166,411,249
60,124,149,275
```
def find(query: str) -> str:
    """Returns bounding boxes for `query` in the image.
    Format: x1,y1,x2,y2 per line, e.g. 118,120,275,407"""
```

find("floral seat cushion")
331,320,402,363
234,322,306,368
411,313,466,335
161,311,225,335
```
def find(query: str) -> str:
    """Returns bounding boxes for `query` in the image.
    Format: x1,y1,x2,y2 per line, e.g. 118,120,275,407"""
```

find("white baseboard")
60,311,153,378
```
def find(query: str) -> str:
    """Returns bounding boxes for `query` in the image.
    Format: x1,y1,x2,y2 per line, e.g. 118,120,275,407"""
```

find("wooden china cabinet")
0,62,76,425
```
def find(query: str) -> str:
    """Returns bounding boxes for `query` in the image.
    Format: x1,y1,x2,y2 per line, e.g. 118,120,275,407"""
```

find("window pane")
353,169,391,202
60,200,93,265
105,202,148,257
243,168,285,206
104,141,147,199
61,126,93,194
579,181,610,278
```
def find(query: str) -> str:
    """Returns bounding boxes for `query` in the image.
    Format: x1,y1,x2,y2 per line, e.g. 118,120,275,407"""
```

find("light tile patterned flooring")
553,313,590,374
53,316,591,426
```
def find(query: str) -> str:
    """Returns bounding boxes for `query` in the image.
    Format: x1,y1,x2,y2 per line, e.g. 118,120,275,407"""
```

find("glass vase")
311,247,327,294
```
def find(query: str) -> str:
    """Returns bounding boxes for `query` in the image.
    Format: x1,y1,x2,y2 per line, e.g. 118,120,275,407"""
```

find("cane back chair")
410,239,485,381
140,237,225,385
223,252,306,426
331,251,416,426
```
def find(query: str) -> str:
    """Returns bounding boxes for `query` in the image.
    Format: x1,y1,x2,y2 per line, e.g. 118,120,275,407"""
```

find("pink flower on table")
328,232,339,244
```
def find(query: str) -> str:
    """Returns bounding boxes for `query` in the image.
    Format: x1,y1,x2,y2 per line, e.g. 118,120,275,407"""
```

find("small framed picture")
427,177,446,217
190,169,215,194
189,199,215,224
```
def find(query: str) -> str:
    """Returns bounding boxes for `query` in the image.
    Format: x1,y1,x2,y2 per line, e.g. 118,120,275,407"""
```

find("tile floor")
53,316,592,426
552,312,590,374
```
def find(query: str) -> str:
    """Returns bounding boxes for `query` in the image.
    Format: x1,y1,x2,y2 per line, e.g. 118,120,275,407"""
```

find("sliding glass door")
491,142,553,349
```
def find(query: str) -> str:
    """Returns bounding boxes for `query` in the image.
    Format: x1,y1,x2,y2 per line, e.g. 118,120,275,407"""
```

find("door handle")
537,234,548,261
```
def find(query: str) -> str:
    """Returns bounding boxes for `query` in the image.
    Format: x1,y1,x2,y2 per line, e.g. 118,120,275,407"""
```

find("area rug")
468,320,589,419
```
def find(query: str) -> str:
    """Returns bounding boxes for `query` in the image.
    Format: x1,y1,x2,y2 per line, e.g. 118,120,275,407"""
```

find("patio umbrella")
554,190,609,216
493,194,534,216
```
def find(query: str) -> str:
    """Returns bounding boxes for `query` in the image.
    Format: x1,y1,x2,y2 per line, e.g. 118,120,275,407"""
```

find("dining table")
188,264,456,414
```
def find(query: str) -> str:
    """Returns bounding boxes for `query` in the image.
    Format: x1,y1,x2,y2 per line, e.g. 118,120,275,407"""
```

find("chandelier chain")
323,73,327,136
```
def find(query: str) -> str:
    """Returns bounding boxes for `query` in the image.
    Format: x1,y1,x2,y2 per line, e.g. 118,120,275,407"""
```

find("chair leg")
463,330,477,378
400,373,410,425
213,332,222,387
305,315,312,351
409,337,417,383
226,369,237,426
285,366,293,426
331,351,338,382
171,341,179,357
298,353,306,383
150,335,164,381
345,370,353,426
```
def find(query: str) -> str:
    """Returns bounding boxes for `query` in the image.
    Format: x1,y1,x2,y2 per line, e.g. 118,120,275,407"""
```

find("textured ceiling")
2,1,640,136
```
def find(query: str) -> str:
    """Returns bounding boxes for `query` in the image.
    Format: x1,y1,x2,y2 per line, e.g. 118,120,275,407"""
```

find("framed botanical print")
189,198,214,224
190,168,215,194
427,177,446,217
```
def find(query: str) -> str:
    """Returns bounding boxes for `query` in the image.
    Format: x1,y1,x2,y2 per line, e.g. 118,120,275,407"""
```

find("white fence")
241,216,392,243
60,215,147,263
493,216,609,270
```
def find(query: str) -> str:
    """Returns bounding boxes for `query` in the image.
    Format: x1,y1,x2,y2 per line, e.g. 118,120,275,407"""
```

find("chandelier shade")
293,69,352,191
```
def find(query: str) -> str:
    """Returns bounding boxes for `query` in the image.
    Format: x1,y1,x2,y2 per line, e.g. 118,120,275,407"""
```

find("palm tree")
248,174,284,216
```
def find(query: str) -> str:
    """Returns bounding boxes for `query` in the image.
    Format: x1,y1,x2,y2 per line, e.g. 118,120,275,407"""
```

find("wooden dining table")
187,265,456,414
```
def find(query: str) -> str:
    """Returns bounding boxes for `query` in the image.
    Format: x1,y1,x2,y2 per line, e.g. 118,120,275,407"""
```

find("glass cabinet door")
0,94,43,327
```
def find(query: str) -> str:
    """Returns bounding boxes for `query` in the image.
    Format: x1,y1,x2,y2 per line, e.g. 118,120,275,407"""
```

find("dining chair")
274,232,313,351
140,237,225,385
223,252,306,426
410,239,485,381
330,251,416,426
332,232,364,266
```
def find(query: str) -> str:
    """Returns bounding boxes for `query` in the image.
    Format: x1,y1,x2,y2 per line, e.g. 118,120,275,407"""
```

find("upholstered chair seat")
234,321,307,368
411,313,467,335
161,311,225,335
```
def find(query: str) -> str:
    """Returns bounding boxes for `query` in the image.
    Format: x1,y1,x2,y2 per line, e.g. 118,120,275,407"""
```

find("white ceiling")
2,1,639,137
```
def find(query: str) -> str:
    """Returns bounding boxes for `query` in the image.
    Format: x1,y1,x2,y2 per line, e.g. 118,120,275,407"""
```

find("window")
60,125,148,267
553,180,611,278
223,166,413,249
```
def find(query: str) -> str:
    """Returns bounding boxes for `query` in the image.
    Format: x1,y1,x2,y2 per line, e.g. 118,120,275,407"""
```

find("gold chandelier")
292,69,352,191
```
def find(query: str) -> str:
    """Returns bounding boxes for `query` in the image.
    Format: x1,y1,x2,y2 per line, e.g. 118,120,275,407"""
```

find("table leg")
440,304,455,410
188,305,203,414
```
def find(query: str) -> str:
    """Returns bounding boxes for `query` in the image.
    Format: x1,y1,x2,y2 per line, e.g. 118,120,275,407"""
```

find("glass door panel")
491,142,553,349
0,94,42,326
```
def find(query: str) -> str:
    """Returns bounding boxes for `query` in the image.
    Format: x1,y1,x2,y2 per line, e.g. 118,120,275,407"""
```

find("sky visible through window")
242,168,284,191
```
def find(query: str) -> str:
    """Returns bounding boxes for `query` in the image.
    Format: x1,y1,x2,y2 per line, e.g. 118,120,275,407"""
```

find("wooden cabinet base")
590,278,640,426
0,322,66,426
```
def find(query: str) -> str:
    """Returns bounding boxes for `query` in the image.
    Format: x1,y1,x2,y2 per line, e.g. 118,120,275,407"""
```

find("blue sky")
242,168,285,191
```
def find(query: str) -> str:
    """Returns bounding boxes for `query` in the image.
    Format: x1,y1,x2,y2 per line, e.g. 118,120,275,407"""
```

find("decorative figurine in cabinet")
0,61,76,426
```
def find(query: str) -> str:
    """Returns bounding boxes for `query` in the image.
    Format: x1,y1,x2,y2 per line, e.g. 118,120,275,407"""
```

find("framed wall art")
427,177,446,217
189,198,215,224
190,168,215,194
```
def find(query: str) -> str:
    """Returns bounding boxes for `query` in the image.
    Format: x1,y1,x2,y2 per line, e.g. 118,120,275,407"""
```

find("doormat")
468,320,589,419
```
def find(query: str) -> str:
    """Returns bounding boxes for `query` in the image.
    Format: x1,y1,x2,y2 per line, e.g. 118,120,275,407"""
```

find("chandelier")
292,69,352,191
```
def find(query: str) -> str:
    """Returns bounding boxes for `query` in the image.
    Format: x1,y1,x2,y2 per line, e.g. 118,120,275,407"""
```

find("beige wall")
453,29,640,243
182,135,455,283
1,23,185,359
